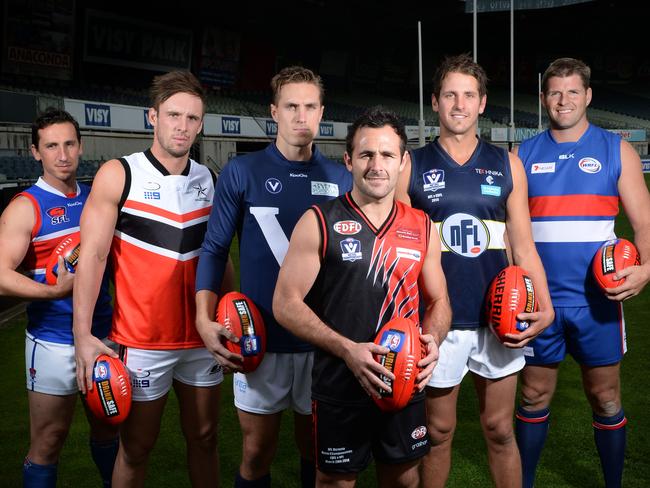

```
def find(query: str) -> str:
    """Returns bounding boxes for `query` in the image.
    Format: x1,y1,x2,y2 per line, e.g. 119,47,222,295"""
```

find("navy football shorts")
313,396,429,474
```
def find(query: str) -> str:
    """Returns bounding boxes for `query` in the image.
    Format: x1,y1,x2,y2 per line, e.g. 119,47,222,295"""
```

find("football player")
273,107,451,487
0,109,116,487
395,54,554,488
515,57,650,488
73,71,222,487
195,66,352,488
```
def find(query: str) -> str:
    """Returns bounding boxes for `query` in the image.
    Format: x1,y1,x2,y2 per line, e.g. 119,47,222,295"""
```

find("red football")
216,292,266,373
84,354,132,425
485,265,537,343
45,232,81,285
592,238,640,291
372,317,423,412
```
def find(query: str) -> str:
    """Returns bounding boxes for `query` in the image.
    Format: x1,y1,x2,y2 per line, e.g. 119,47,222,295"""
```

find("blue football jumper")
197,143,352,352
408,138,513,329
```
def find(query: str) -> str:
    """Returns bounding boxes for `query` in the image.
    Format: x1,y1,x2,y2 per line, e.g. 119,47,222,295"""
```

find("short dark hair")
270,66,324,105
541,57,591,93
345,106,407,156
432,53,488,98
149,70,206,113
32,108,81,147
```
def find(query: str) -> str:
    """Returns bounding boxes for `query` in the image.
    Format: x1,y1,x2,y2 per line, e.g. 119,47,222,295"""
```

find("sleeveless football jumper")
518,125,621,305
409,138,513,329
307,193,430,406
110,150,214,349
19,178,112,343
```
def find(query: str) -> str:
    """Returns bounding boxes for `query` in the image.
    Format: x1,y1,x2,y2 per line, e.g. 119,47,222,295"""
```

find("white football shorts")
233,351,313,415
428,327,525,388
121,346,224,401
25,331,116,395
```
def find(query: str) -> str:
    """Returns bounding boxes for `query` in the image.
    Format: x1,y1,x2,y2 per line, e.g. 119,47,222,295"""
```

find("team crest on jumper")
46,206,70,225
578,157,602,174
265,178,282,194
192,183,209,201
422,169,445,192
340,238,362,262
440,213,489,258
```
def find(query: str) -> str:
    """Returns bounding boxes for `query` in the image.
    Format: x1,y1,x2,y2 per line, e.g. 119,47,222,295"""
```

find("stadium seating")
1,80,650,134
0,154,101,182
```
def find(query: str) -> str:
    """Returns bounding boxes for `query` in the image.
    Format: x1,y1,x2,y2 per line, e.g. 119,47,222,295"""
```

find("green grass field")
1,188,649,486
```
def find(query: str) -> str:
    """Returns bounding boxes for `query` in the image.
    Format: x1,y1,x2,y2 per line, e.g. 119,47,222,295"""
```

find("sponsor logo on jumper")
333,220,362,235
396,227,421,242
396,247,421,262
475,168,503,177
531,162,556,174
311,181,338,197
481,185,502,197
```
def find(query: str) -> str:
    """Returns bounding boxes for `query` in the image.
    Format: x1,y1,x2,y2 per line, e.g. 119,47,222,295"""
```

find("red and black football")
372,317,423,412
84,354,132,425
592,238,640,291
45,232,80,285
216,292,266,373
485,265,537,343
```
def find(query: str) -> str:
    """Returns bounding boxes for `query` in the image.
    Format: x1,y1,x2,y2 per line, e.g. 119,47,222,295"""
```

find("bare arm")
606,140,650,300
0,196,73,299
273,210,394,399
73,160,124,392
415,222,452,389
503,153,554,347
395,151,413,206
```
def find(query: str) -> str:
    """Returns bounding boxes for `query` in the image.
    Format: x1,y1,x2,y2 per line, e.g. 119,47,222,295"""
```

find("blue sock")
234,471,271,488
516,406,550,488
90,437,119,487
593,409,627,488
23,458,58,488
300,458,315,488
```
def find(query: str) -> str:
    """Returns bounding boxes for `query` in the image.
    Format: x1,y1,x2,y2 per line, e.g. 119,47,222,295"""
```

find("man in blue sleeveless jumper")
0,109,116,487
396,54,554,488
515,57,650,488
